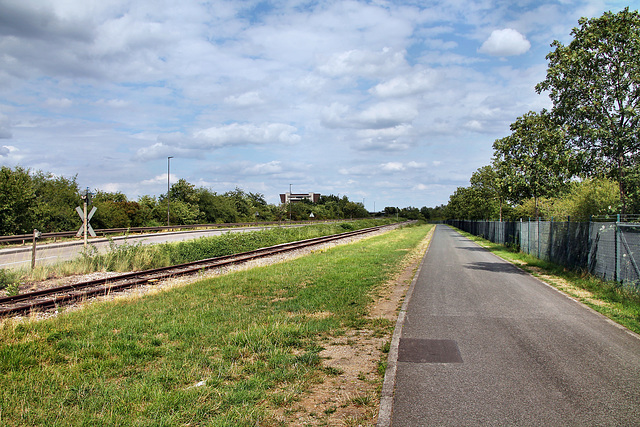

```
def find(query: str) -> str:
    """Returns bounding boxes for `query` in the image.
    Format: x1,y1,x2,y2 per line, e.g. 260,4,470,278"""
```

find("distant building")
280,192,321,204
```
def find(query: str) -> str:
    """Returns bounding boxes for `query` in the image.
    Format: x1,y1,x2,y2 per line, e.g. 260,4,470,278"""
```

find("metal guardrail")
0,219,354,245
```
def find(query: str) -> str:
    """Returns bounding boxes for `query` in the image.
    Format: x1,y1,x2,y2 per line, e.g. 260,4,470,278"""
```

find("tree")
91,191,143,229
444,185,498,220
420,205,446,221
399,206,423,220
0,166,36,235
196,188,239,223
32,171,81,232
492,110,574,218
536,8,640,213
547,178,620,220
224,187,253,220
168,179,199,205
469,165,504,220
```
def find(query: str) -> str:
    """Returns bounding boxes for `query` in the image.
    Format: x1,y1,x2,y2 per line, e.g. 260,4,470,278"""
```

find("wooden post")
84,198,88,247
31,229,39,269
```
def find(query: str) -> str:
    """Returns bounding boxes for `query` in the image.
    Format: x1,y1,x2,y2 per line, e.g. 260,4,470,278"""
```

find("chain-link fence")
447,219,640,293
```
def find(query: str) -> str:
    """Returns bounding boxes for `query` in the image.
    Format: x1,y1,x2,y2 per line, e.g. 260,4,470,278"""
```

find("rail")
0,223,400,317
0,219,354,244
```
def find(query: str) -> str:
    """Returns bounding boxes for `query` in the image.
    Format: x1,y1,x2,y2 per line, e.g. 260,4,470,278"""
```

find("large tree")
469,165,505,221
536,7,640,213
492,110,574,218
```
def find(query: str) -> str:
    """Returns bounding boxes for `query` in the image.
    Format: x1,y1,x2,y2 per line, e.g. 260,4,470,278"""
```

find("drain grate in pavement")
397,338,463,363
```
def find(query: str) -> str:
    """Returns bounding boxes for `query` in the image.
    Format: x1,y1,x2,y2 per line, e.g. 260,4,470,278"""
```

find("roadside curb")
377,225,435,427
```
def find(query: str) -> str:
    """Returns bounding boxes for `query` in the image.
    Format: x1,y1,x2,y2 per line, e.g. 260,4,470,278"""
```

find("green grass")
0,223,432,426
18,218,400,283
455,228,640,335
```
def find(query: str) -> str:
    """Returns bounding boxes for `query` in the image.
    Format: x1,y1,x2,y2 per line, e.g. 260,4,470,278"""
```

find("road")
0,225,274,269
386,225,640,426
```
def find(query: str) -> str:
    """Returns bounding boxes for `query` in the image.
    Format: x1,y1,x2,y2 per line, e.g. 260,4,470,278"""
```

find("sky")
0,0,631,211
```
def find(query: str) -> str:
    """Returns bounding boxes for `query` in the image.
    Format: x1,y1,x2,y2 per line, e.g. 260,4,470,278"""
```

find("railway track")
0,224,398,317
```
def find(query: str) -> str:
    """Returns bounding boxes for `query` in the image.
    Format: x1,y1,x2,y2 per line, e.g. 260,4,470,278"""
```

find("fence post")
615,214,620,283
549,217,554,261
566,216,570,266
527,218,531,255
537,216,541,259
519,218,523,250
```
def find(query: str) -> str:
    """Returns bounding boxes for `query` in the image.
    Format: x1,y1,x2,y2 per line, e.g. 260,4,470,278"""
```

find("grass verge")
0,223,431,426
13,218,400,284
455,228,640,335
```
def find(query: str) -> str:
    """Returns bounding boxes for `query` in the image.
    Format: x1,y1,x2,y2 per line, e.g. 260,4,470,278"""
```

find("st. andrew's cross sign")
75,205,97,238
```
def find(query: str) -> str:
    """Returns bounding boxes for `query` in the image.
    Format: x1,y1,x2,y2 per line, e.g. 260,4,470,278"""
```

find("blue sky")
0,0,631,210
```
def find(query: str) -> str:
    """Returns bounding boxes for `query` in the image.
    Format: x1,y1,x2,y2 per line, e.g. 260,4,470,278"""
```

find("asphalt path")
383,225,640,426
0,225,276,269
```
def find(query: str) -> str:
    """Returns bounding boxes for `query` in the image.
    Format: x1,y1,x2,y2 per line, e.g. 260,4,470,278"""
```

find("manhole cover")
398,338,463,363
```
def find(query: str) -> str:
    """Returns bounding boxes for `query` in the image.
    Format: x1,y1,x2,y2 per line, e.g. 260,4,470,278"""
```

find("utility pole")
167,156,173,227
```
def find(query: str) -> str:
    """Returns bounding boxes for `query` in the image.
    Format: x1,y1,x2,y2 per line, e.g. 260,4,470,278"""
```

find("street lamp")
289,183,292,221
167,156,173,226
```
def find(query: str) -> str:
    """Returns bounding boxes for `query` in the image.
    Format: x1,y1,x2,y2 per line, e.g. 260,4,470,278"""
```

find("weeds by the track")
455,228,640,335
0,223,431,426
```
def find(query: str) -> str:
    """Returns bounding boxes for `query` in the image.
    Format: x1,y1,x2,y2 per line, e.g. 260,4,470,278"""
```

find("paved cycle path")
383,225,640,426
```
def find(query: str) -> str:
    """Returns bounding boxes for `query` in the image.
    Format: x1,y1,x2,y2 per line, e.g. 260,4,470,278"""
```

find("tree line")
445,8,640,221
0,166,382,236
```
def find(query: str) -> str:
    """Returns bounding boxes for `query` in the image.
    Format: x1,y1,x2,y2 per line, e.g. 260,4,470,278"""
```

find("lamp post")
289,183,292,221
167,156,173,226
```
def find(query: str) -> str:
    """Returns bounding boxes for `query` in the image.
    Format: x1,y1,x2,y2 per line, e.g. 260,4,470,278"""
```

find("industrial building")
280,192,320,204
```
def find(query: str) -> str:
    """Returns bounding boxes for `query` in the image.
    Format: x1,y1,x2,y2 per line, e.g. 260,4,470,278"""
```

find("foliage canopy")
536,7,640,211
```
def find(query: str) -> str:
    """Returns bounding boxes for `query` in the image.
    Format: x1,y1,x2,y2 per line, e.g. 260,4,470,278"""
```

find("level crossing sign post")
76,188,97,247
31,229,41,269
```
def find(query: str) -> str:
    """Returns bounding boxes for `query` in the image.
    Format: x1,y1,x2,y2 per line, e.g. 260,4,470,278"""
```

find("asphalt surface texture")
380,224,640,426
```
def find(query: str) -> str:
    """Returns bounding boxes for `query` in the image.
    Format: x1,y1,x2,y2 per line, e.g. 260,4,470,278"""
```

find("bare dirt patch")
276,227,434,426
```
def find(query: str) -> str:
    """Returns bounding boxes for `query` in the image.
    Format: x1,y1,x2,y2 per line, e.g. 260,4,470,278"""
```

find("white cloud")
464,120,484,131
407,161,425,169
318,48,406,77
193,123,301,147
224,91,265,107
371,69,439,98
353,124,414,151
381,162,405,172
134,142,196,161
136,122,301,160
478,29,531,56
241,161,283,175
142,173,174,186
45,98,73,108
380,161,425,172
95,99,129,108
322,102,418,130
